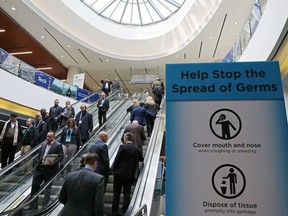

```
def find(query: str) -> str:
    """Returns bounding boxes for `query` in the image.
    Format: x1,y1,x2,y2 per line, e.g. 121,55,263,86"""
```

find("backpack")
154,86,162,96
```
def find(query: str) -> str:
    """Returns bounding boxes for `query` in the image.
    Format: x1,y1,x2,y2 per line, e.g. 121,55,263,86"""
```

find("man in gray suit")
122,120,146,152
59,153,105,216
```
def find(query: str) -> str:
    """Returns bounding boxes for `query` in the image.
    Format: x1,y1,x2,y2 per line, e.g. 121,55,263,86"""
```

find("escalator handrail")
125,98,165,216
25,113,132,216
0,92,143,215
0,90,120,176
131,204,148,216
23,93,142,215
29,93,145,216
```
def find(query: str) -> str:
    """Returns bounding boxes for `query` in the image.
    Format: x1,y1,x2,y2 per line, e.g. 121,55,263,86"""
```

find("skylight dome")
81,0,186,26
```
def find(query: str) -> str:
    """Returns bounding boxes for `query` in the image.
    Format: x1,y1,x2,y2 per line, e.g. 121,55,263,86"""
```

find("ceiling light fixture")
36,67,53,70
10,51,33,55
41,35,45,38
67,45,70,47
209,36,213,39
61,55,64,58
12,7,16,11
0,29,6,32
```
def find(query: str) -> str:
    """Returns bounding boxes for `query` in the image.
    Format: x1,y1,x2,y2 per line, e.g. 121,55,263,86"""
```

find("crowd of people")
0,77,164,215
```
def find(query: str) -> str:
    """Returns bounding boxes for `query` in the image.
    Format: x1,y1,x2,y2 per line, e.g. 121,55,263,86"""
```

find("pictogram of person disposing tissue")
222,168,237,195
215,114,236,139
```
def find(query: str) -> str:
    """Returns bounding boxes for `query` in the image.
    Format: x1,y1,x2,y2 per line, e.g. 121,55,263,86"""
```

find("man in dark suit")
97,92,109,127
75,104,93,144
48,99,62,132
59,153,105,216
112,132,144,216
100,79,113,97
34,113,47,144
131,102,156,126
89,131,110,188
20,118,39,174
30,131,63,206
122,120,146,152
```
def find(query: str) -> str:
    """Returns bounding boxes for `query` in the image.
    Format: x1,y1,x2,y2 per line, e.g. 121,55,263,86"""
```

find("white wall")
0,68,77,112
239,0,288,61
239,0,288,118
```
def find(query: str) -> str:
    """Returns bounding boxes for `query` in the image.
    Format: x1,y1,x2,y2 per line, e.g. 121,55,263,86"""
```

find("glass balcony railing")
0,48,99,102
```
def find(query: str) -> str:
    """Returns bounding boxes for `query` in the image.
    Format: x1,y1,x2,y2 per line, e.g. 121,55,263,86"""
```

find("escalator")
0,90,145,215
0,91,133,213
36,94,161,216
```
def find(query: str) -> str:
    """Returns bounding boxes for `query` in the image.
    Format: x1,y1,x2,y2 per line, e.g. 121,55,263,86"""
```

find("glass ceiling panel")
81,0,186,26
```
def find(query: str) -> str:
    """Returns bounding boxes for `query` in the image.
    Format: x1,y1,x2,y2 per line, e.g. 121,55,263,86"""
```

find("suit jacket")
21,125,39,148
59,168,105,216
112,143,144,180
34,120,47,144
89,140,110,177
75,111,93,141
97,98,109,112
131,106,155,126
36,140,64,172
49,105,62,120
122,124,146,149
100,80,112,92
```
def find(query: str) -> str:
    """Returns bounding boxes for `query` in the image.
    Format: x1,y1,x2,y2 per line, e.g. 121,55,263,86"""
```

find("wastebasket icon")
221,186,227,194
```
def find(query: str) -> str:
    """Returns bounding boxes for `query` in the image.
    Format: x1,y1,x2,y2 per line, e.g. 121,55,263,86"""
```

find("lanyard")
35,120,42,128
66,128,73,136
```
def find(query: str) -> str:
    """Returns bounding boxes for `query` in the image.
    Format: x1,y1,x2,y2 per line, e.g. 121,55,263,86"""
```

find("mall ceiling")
0,0,258,95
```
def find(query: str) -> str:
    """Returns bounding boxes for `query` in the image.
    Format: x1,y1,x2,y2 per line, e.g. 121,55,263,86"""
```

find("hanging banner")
34,71,53,89
73,73,85,88
1,54,21,76
0,48,9,66
18,61,36,83
166,61,288,216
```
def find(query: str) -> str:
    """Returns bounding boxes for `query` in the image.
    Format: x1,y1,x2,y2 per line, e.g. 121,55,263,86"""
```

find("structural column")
66,65,81,86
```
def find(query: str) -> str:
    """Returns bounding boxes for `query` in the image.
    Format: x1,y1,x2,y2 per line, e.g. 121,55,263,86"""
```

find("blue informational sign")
166,61,288,216
166,61,283,101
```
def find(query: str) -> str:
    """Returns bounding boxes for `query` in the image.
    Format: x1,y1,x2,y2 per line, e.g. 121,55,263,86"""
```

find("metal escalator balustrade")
0,90,127,213
126,98,166,216
0,91,146,215
30,91,146,216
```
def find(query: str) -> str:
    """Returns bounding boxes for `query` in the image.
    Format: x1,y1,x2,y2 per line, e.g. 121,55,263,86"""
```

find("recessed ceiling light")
67,45,70,48
61,55,64,58
209,36,213,39
10,51,33,55
36,67,53,70
234,22,238,25
0,29,6,33
106,59,109,62
41,35,45,38
12,7,16,11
